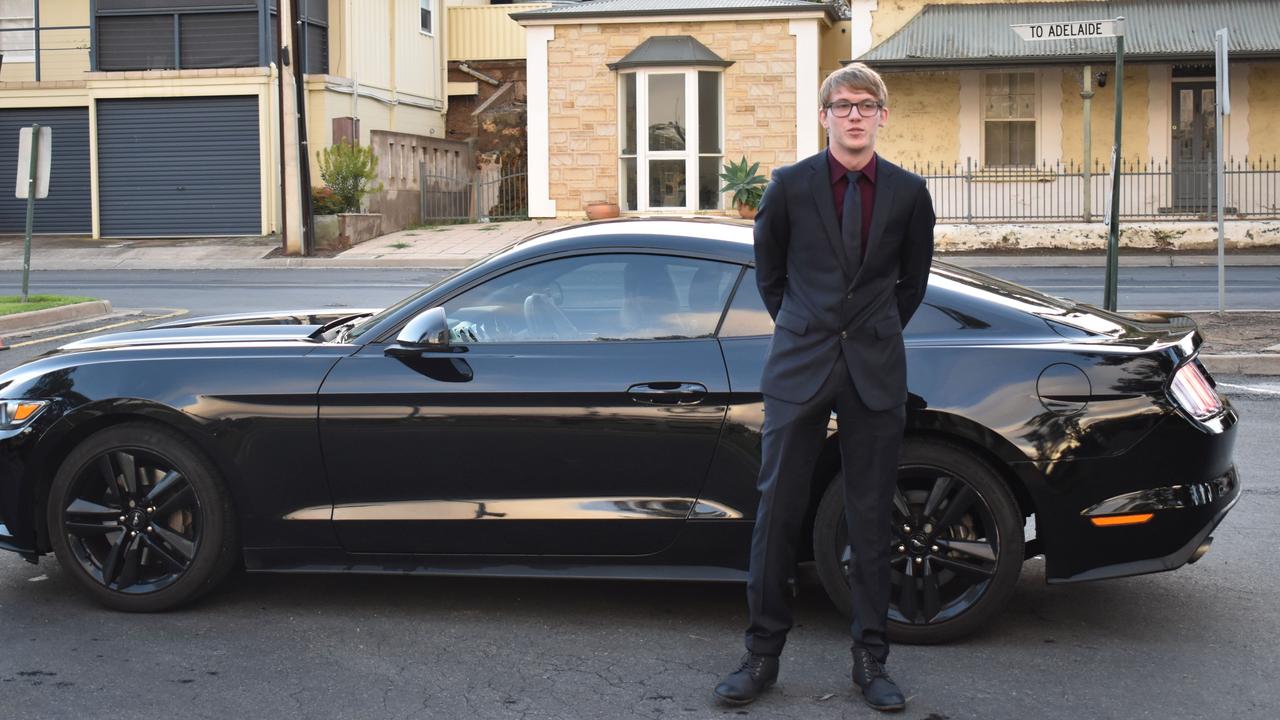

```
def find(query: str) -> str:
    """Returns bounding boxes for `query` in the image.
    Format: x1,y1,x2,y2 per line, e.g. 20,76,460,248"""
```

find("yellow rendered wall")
0,2,90,83
546,20,797,213
1248,63,1280,157
448,4,550,62
871,0,1067,46
821,20,851,83
395,0,443,103
306,85,445,181
875,72,960,167
1060,64,1150,165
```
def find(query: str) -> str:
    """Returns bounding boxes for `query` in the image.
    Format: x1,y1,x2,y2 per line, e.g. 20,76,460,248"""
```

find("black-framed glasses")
825,99,883,118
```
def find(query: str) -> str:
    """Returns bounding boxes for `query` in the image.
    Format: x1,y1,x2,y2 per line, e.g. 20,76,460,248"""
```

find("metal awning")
607,36,734,70
858,0,1280,70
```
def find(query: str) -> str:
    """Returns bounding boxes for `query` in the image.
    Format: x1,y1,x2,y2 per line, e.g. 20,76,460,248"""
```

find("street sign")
1012,15,1126,310
1010,19,1123,41
15,125,51,200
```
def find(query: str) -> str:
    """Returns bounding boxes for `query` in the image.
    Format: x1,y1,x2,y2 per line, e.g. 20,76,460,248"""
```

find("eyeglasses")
825,99,883,118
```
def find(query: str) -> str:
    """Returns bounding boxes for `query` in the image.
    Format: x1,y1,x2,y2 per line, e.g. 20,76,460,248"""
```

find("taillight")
1169,360,1222,420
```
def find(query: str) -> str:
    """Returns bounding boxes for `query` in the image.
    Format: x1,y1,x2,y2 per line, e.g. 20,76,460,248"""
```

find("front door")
318,252,741,556
1171,82,1217,211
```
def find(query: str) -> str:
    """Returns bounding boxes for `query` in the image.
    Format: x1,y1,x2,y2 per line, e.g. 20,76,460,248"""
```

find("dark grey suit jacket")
754,151,935,410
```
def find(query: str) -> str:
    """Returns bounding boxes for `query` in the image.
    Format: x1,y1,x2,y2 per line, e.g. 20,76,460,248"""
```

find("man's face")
820,86,888,158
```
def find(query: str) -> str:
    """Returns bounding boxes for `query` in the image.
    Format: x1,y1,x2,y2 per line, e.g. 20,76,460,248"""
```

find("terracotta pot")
585,202,620,220
737,203,758,220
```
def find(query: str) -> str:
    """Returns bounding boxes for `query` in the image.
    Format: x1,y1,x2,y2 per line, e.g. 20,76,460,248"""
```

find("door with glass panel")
619,70,723,212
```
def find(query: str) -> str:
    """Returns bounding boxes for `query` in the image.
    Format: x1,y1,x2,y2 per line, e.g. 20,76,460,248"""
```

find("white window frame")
418,0,434,37
0,0,35,64
980,69,1041,168
618,68,724,213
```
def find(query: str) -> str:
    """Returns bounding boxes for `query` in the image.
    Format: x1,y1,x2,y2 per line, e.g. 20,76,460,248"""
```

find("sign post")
1013,16,1126,310
15,124,52,303
1215,28,1230,314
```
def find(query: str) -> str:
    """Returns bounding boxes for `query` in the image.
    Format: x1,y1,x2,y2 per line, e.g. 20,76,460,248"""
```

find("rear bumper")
1049,464,1240,583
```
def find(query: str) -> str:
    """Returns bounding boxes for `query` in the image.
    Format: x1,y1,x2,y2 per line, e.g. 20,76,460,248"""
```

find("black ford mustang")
0,219,1239,643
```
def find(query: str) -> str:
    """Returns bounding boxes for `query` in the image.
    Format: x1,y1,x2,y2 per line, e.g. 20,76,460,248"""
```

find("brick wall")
546,20,797,215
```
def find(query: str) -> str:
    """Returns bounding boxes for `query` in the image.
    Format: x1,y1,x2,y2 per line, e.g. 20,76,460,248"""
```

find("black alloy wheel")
47,423,239,612
813,437,1024,644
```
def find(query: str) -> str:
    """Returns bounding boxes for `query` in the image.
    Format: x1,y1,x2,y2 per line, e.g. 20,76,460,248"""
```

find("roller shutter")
97,96,261,237
0,108,91,234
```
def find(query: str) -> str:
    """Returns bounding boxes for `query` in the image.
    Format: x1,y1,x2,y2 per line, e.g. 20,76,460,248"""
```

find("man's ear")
879,106,889,127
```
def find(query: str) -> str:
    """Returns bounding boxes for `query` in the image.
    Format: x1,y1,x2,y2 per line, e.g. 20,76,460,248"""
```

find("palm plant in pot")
719,156,768,219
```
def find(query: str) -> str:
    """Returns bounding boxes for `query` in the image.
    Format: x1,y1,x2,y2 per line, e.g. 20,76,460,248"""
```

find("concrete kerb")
0,300,112,336
1200,354,1280,377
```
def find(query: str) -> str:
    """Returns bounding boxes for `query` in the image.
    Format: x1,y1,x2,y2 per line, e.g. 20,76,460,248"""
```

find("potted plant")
315,141,385,250
720,156,768,219
584,200,620,220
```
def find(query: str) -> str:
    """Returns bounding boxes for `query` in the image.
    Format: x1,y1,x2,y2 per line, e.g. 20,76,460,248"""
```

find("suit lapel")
848,159,898,291
807,154,849,277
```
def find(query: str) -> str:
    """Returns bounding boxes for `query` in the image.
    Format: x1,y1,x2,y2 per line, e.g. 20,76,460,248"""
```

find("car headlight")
0,400,48,429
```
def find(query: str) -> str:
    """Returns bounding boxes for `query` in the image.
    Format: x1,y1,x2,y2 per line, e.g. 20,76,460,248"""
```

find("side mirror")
393,307,450,351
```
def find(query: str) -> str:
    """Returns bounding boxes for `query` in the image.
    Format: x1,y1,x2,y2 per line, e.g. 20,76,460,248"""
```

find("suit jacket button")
841,330,848,339
847,293,853,300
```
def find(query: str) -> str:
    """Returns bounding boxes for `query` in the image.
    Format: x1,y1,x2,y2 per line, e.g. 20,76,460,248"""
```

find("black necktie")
842,170,863,274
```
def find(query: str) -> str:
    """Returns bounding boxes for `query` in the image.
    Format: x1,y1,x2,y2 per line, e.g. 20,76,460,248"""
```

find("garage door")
97,96,261,237
0,107,92,234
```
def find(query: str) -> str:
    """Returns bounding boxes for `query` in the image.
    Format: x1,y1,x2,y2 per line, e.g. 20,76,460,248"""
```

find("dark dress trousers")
746,150,935,662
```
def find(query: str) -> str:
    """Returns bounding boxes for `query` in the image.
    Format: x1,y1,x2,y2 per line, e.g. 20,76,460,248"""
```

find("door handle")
627,382,707,405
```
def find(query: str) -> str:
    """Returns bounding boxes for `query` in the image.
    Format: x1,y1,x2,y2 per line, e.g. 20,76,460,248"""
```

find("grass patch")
388,242,412,250
0,294,96,316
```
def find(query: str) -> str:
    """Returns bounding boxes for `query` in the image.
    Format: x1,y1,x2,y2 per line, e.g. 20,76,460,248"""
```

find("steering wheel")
523,293,578,339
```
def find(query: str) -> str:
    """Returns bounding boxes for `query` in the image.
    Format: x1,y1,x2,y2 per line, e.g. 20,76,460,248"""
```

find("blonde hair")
820,62,888,108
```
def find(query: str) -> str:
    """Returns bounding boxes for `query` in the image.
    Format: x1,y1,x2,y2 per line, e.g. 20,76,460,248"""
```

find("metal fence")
420,161,528,224
905,157,1279,223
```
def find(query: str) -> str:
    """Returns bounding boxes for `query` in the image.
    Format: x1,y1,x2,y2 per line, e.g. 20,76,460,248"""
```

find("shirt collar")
827,150,878,185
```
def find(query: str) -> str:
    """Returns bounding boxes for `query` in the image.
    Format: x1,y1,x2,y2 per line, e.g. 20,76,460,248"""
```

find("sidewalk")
4,220,1280,271
1,221,1278,375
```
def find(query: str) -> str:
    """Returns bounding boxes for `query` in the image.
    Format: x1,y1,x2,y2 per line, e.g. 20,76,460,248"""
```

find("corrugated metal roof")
860,0,1280,69
512,0,838,22
607,36,734,69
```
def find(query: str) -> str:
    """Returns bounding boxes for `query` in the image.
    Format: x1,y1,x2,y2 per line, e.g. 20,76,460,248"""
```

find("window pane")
699,156,721,210
442,254,738,342
96,15,176,71
698,71,721,154
649,159,685,208
420,0,431,33
985,121,1035,167
719,269,774,337
621,157,637,211
180,12,258,69
648,73,685,152
621,73,637,155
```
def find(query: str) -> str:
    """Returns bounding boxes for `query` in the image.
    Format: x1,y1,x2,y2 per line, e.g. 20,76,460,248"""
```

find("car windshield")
344,254,494,342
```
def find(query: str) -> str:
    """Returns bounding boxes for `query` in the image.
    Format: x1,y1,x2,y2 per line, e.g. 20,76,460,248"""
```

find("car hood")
58,324,322,352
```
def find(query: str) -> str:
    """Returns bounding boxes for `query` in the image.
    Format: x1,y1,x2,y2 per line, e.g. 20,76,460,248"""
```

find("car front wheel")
813,436,1024,644
47,422,239,612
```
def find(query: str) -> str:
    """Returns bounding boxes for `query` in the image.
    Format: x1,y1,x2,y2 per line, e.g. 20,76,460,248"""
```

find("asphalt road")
1,269,1279,718
1,265,1279,318
0,383,1276,720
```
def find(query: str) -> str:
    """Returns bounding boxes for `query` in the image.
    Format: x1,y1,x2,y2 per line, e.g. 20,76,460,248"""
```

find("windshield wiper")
310,312,374,341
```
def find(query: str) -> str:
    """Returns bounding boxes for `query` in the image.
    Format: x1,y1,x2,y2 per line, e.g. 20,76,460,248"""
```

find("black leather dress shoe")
851,648,906,712
713,652,779,706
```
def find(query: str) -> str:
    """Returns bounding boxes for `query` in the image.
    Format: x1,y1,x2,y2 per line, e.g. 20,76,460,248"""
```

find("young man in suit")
714,63,936,712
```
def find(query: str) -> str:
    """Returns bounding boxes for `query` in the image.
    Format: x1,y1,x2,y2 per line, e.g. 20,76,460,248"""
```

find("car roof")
503,218,757,265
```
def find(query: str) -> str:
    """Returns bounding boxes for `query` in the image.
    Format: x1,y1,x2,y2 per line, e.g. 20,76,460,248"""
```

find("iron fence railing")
420,161,528,224
905,157,1279,223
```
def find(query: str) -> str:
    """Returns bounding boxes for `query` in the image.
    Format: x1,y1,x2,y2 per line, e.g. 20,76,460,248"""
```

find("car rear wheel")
46,422,239,612
813,436,1024,644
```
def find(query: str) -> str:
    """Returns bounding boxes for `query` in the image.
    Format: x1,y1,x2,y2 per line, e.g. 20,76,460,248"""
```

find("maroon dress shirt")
827,150,877,260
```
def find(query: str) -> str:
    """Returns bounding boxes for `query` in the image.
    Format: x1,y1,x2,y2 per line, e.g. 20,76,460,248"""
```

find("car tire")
46,422,239,612
812,436,1024,644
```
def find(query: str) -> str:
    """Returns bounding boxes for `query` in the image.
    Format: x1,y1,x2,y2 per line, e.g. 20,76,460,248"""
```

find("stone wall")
545,20,797,216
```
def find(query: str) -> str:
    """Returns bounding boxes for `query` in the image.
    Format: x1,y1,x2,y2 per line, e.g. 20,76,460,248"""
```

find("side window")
719,269,774,337
442,254,738,342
